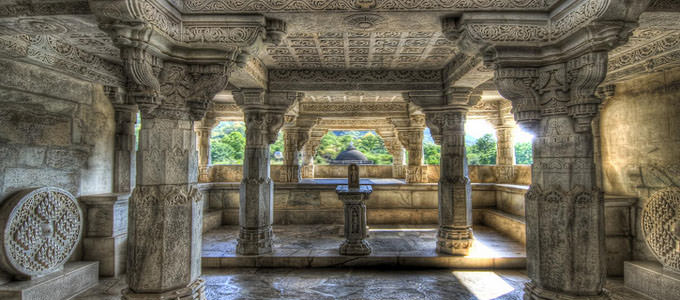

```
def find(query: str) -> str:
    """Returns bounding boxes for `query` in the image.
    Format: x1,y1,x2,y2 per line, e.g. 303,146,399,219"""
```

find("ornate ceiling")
0,0,678,91
263,31,457,70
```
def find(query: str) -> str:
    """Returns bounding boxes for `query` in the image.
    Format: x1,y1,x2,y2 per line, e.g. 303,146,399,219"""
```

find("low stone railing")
206,164,532,185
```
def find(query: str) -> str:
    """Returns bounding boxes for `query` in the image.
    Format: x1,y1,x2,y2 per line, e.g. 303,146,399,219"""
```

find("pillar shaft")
113,103,138,193
128,112,203,297
426,109,473,255
495,51,608,299
234,90,300,255
196,119,215,183
495,125,515,166
398,128,426,183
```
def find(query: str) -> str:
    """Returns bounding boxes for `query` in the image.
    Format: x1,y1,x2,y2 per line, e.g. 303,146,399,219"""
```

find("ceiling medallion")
343,13,385,30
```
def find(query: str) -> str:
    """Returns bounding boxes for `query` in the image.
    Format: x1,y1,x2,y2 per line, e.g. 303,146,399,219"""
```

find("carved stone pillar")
234,90,301,255
112,102,138,193
494,124,515,166
495,51,609,299
122,59,230,299
300,129,326,179
594,85,615,190
281,117,315,183
196,118,216,183
427,109,474,255
387,139,405,179
397,124,426,183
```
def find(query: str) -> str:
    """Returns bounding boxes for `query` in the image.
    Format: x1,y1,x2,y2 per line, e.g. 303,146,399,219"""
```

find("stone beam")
298,102,410,118
268,69,443,92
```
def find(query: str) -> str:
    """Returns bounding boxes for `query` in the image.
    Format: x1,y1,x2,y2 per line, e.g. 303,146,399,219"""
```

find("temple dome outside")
331,143,373,165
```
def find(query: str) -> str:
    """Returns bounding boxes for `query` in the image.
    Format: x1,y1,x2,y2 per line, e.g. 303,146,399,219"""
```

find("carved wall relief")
0,187,83,278
642,188,680,273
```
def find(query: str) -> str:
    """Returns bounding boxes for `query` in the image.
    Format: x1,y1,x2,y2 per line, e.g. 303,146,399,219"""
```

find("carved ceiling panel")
262,31,457,69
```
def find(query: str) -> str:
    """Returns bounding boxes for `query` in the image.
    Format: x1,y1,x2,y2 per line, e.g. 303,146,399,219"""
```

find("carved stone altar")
336,164,372,256
0,187,83,279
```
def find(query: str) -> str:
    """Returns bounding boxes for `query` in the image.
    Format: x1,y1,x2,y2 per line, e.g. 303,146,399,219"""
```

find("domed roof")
335,143,369,161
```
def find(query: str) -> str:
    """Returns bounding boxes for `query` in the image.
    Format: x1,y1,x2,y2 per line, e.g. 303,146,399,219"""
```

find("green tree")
466,134,497,165
424,142,441,165
211,131,246,164
515,142,533,164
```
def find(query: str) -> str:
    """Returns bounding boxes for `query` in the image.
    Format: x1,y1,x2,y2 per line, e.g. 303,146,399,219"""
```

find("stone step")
0,262,98,300
201,225,526,269
479,209,526,245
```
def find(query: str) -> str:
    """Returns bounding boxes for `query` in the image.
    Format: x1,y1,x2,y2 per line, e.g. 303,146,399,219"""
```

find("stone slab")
83,236,126,277
0,262,99,300
624,261,680,300
203,210,223,233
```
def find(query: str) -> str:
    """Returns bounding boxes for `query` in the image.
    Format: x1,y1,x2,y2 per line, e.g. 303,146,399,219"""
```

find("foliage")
424,142,440,165
211,122,246,164
514,142,533,164
315,131,392,165
467,134,497,165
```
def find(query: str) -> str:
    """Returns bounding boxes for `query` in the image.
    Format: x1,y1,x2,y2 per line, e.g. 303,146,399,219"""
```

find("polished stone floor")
202,225,526,268
76,269,651,300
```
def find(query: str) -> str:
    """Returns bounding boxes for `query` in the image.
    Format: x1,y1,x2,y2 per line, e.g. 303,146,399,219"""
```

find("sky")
424,119,534,144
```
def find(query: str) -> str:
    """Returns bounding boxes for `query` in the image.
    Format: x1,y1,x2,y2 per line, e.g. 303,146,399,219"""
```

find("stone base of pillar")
406,166,427,183
301,165,314,178
281,165,301,182
340,240,371,256
236,226,273,255
198,166,210,183
392,165,406,179
436,226,473,255
122,278,206,300
524,282,610,300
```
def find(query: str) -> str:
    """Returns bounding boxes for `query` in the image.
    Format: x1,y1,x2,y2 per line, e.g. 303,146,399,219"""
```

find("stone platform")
624,261,680,300
202,225,525,269
0,262,99,300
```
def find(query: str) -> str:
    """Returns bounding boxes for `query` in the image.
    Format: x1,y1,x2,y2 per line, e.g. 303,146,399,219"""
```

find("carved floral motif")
0,187,82,277
642,188,680,274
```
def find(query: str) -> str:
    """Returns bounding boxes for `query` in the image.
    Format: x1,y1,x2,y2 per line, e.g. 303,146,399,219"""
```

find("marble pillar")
425,109,474,255
495,51,609,299
196,118,216,183
300,129,326,179
494,125,515,166
234,90,300,255
397,127,426,183
121,60,230,299
112,102,138,193
125,111,205,299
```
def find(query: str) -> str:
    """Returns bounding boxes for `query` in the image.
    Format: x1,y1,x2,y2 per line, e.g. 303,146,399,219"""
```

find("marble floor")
202,225,526,268
76,269,651,300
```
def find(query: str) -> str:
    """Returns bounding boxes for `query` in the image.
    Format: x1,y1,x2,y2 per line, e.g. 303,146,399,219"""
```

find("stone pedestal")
624,261,680,300
80,193,129,277
234,90,301,255
0,262,98,300
336,185,372,256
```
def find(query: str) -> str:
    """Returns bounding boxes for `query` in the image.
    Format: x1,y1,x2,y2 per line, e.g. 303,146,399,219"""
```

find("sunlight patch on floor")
452,271,515,300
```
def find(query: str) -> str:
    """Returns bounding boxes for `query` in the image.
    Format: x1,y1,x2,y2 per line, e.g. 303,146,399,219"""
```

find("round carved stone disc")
0,187,83,277
642,188,680,273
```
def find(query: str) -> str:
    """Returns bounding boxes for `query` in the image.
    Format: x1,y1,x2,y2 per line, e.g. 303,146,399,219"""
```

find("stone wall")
600,67,680,262
0,59,116,280
0,59,115,201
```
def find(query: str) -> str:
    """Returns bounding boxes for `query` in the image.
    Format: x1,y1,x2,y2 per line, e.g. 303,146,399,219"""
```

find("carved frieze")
0,187,83,278
182,0,548,13
300,102,407,113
